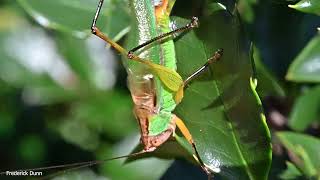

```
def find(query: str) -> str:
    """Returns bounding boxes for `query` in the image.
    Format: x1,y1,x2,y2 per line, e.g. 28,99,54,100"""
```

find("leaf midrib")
200,41,256,180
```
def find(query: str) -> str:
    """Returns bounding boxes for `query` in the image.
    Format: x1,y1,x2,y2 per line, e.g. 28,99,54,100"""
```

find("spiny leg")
184,49,223,87
127,17,199,59
91,0,147,64
173,115,212,179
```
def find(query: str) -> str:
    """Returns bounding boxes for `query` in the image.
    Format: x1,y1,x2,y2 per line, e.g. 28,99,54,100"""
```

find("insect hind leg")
173,115,213,178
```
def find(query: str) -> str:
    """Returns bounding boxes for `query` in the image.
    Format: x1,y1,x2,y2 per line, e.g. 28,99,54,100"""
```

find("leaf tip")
285,72,293,81
288,4,296,9
288,1,312,11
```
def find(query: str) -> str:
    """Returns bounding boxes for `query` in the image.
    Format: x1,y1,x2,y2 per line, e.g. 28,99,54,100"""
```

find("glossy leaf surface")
172,1,272,179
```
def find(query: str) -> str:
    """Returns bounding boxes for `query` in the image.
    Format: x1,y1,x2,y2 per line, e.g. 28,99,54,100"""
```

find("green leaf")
288,0,320,16
286,34,320,82
173,2,271,179
277,132,320,177
17,0,130,39
288,85,320,131
18,134,46,165
279,161,303,180
0,110,15,137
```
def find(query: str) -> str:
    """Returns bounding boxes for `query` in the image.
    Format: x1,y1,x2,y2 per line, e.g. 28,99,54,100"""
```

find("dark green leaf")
0,110,15,138
173,2,271,179
288,85,320,131
18,135,46,165
286,34,320,82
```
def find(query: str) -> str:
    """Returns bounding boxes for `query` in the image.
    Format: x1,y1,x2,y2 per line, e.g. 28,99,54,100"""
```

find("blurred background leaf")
17,0,130,39
279,161,303,180
288,85,320,131
277,132,320,179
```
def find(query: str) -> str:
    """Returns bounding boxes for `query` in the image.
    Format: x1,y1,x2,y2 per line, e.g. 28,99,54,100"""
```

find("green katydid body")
91,0,215,175
125,0,178,151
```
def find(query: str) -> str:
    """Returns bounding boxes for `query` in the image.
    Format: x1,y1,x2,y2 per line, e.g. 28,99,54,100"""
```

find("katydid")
92,0,223,178
0,0,223,179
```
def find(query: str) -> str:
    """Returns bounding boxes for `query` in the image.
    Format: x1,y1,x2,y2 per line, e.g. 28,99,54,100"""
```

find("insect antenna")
0,150,147,180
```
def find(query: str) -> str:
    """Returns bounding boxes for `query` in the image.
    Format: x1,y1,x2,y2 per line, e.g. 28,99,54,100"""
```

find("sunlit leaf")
289,0,320,16
286,34,320,82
